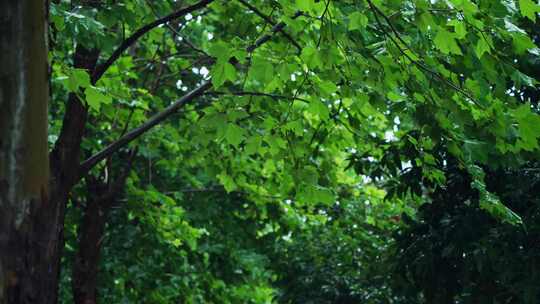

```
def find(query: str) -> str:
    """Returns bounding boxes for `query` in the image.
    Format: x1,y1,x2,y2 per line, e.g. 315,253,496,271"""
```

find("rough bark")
72,152,134,304
44,45,98,304
0,2,98,303
50,45,99,191
72,185,110,304
0,1,51,303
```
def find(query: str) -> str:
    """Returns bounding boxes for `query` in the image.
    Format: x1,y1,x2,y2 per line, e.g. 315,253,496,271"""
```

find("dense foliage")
4,0,540,303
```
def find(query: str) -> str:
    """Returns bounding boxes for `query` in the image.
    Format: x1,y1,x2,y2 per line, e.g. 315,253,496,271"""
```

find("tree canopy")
2,0,540,303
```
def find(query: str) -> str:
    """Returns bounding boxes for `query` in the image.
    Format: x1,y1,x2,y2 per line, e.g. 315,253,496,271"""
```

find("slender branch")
80,82,212,174
109,149,137,194
167,185,283,199
146,0,210,57
237,0,302,52
316,0,331,47
80,10,302,176
206,91,309,103
91,0,214,84
247,11,302,52
366,0,482,107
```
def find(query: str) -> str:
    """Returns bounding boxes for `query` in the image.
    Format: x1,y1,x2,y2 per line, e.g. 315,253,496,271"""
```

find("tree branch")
50,46,100,190
167,185,282,199
80,10,302,177
365,0,482,107
79,82,211,174
247,11,302,52
91,0,214,84
145,0,210,57
206,91,309,103
237,0,302,53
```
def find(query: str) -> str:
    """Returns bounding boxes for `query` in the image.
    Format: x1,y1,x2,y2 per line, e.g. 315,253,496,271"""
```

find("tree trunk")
72,186,110,304
0,0,54,303
72,152,134,304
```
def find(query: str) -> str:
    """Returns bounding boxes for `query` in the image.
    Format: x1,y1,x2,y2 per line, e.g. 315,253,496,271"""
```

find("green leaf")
263,158,276,174
248,56,274,84
313,186,335,205
475,37,491,58
463,140,489,164
264,135,287,156
217,172,237,192
468,165,523,225
295,184,334,205
513,104,540,151
296,0,313,12
300,45,322,69
448,19,467,39
348,12,368,31
211,60,237,88
519,0,540,21
512,70,537,88
319,81,338,96
230,48,248,64
244,136,262,155
387,91,403,102
512,33,537,54
224,123,246,147
66,68,91,92
297,166,318,185
434,28,462,55
50,6,65,30
85,86,112,112
208,41,231,62
449,0,479,14
307,99,330,120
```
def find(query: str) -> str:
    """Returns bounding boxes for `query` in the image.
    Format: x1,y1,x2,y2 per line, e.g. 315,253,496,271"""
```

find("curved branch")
91,0,214,84
247,11,302,52
206,91,309,103
79,82,212,174
237,0,302,52
80,10,302,177
366,0,481,107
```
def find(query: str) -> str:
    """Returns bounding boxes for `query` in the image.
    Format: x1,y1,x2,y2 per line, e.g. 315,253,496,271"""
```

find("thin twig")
237,0,302,52
91,0,214,84
366,0,482,108
247,11,302,52
167,185,283,199
80,82,212,174
206,91,309,103
80,10,303,176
